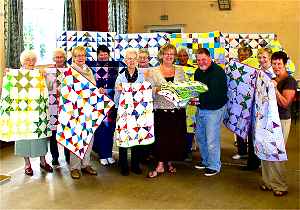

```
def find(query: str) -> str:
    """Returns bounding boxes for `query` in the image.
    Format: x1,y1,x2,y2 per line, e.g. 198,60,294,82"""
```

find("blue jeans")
195,106,225,172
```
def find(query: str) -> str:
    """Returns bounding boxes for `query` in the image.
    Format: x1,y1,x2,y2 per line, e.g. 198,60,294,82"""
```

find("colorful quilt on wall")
169,31,225,67
253,71,287,161
114,81,155,148
223,61,258,139
56,31,116,65
114,33,169,67
56,67,115,159
0,69,51,141
221,33,275,63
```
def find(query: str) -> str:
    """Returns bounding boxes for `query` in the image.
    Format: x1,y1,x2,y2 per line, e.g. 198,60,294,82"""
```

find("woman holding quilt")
114,48,145,176
12,50,53,176
145,44,187,178
69,46,98,179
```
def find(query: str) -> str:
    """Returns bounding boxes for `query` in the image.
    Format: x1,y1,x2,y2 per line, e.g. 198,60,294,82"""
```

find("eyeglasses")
75,54,86,58
163,53,175,56
125,57,137,61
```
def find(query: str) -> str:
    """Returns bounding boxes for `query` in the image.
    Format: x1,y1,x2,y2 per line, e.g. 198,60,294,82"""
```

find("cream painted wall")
129,0,300,77
0,0,4,86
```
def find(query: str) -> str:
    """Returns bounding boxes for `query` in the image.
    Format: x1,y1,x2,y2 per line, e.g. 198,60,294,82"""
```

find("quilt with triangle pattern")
45,68,68,130
114,33,169,67
223,61,258,139
0,69,51,141
56,31,116,65
114,81,155,148
252,71,287,161
56,67,115,159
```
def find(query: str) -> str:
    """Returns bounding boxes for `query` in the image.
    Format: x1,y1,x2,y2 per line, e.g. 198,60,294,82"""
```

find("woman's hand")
99,87,105,94
272,79,278,87
116,84,122,91
3,68,9,76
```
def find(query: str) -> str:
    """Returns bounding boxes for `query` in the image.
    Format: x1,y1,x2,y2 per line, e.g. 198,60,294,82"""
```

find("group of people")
1,42,297,197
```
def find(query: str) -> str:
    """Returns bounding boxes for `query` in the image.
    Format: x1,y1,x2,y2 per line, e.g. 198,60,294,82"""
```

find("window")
23,0,64,65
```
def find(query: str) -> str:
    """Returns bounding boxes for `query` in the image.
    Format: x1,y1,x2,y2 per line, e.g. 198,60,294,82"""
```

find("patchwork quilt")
158,81,208,107
114,81,155,148
223,61,258,139
56,67,115,159
0,69,51,141
253,71,287,161
56,31,116,65
114,33,169,67
169,31,225,67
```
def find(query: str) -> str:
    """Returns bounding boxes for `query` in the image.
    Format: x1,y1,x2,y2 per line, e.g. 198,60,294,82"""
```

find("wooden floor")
0,123,299,209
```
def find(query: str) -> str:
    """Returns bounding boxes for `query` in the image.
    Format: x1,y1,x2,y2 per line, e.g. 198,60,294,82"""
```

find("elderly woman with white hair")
114,48,145,176
48,48,70,166
14,49,53,176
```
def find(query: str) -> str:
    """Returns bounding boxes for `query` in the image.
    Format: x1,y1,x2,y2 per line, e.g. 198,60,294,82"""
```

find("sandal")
147,170,160,178
260,184,272,191
168,165,176,174
147,164,165,178
25,166,33,176
273,190,288,197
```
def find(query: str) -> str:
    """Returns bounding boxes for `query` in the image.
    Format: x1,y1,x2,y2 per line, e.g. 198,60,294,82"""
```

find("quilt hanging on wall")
56,68,115,159
221,33,275,63
56,31,116,65
114,81,155,148
169,31,225,67
114,33,169,67
253,71,287,161
0,69,51,141
223,61,258,140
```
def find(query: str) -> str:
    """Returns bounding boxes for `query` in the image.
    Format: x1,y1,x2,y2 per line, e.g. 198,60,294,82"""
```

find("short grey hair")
20,49,38,65
138,48,149,57
125,48,138,59
53,48,67,61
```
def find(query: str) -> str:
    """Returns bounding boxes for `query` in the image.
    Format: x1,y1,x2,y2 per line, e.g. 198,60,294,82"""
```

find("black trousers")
118,146,140,171
247,131,260,169
50,131,70,162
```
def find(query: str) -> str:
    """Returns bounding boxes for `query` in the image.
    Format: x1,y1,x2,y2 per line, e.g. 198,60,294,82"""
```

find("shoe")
81,166,97,175
131,167,142,175
232,154,248,160
168,165,176,174
100,159,109,166
204,168,219,176
71,169,81,179
184,153,193,162
107,157,116,165
121,168,129,176
194,163,206,170
52,159,60,166
40,163,53,173
273,190,288,197
25,166,33,176
260,184,272,191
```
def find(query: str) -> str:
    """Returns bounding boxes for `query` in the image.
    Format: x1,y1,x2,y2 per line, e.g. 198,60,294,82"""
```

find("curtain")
108,0,128,34
63,0,77,30
4,0,24,68
81,0,108,31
